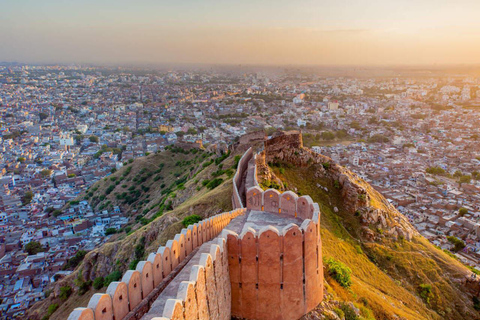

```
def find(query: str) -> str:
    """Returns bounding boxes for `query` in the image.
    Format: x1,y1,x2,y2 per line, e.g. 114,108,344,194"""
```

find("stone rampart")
67,208,246,320
225,219,323,320
246,186,319,220
229,187,323,320
145,237,231,320
232,147,253,209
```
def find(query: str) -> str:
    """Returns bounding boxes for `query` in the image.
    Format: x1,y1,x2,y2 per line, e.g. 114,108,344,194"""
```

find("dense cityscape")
1,64,480,318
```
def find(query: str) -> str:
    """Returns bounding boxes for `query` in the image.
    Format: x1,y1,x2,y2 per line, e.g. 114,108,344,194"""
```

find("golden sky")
2,0,480,65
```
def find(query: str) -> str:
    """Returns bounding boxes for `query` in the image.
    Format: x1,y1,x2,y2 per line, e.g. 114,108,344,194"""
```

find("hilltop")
27,132,480,320
26,146,241,320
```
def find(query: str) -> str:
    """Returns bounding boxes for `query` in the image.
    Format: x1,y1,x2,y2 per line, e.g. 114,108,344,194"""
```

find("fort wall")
67,208,246,320
227,187,323,320
68,143,324,320
232,147,253,209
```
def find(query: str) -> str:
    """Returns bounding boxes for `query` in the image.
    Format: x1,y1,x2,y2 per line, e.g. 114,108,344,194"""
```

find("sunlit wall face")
1,0,480,65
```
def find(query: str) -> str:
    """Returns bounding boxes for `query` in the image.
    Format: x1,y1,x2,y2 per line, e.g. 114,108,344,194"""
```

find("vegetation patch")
325,257,352,288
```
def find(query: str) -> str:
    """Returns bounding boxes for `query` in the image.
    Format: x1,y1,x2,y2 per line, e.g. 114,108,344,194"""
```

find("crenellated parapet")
67,208,246,320
227,186,323,320
68,144,324,320
149,236,231,320
246,186,320,221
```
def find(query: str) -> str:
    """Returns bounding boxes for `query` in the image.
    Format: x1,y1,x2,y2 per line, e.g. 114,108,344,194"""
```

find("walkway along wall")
67,208,246,320
232,147,253,209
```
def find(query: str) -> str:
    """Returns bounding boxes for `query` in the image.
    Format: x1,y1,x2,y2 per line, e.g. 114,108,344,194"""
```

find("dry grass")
277,165,478,320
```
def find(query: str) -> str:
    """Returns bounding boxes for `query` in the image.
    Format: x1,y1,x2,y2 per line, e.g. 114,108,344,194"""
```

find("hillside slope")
27,137,480,320
26,147,239,320
260,142,479,320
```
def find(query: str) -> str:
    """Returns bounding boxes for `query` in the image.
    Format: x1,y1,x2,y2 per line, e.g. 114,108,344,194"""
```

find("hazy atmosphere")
2,0,480,65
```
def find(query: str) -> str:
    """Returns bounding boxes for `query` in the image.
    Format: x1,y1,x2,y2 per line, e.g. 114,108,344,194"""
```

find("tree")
63,250,87,270
52,210,63,217
472,171,480,180
426,166,447,176
367,134,389,143
25,241,45,255
105,228,117,236
22,191,34,205
89,135,99,143
447,236,466,252
459,208,469,216
459,175,472,186
40,169,52,178
453,170,463,178
321,131,335,140
39,112,48,121
336,130,348,139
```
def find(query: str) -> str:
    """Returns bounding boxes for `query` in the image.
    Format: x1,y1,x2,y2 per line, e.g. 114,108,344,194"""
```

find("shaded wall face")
232,148,253,209
227,223,323,320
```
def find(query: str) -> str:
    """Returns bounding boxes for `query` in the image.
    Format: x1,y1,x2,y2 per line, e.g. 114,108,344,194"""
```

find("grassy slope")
27,149,238,320
276,166,477,320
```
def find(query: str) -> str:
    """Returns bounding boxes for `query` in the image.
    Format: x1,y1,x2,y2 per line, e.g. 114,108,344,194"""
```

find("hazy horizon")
3,0,480,66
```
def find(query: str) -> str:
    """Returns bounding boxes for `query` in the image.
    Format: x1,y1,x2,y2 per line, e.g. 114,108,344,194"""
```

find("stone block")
177,281,198,320
121,270,142,311
87,293,113,320
158,246,172,278
166,239,180,270
282,224,305,319
136,261,154,298
264,189,281,214
297,195,314,219
280,191,297,217
162,299,185,320
200,253,219,319
67,307,94,320
246,186,263,211
106,282,129,319
190,265,209,319
257,226,281,319
174,233,186,263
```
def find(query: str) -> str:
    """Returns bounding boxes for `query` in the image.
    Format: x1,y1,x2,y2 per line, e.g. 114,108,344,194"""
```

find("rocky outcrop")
261,131,417,241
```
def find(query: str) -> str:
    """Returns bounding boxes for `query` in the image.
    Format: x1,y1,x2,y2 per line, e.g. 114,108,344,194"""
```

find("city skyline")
2,0,480,66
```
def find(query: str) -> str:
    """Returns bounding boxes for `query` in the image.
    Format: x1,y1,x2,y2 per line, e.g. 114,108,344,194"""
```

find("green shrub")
63,250,87,270
473,296,480,310
74,273,91,296
206,178,223,190
419,283,434,304
129,259,139,269
105,228,117,236
447,236,466,252
333,308,345,319
325,257,352,288
93,277,104,290
182,214,202,227
340,302,359,320
59,285,72,300
104,270,122,286
46,303,59,317
24,241,45,255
